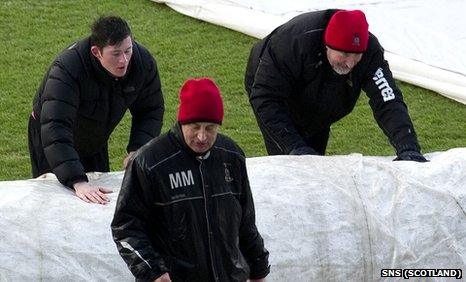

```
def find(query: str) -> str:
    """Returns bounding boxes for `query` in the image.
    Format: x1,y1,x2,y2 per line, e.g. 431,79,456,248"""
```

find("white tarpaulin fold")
1,148,465,281
152,0,466,105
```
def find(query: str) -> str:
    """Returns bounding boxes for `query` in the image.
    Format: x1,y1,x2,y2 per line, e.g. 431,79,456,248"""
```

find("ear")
90,46,101,59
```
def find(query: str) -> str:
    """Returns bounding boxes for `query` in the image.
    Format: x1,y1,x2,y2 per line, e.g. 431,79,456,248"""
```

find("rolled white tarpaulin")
0,149,465,281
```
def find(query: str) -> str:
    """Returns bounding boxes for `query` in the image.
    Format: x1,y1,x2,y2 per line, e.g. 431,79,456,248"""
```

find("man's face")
91,36,133,77
181,122,220,154
326,46,363,75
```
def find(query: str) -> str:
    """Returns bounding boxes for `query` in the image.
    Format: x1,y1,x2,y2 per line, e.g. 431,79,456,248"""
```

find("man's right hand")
154,273,171,282
289,146,318,155
73,182,113,205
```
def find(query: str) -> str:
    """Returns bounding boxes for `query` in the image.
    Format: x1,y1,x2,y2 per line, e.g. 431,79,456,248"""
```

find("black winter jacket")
30,37,164,187
245,9,421,155
111,124,270,282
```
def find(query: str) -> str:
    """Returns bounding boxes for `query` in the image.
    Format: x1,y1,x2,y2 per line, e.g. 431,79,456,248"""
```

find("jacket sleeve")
249,34,308,153
127,54,164,153
40,61,88,188
111,157,170,281
237,154,270,279
362,43,422,154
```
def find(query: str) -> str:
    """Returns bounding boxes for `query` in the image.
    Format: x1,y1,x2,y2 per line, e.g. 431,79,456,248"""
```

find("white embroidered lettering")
169,170,194,189
373,68,395,102
181,170,194,187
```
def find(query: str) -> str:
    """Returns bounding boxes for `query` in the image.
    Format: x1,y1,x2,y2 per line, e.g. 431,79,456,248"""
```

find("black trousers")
28,115,110,178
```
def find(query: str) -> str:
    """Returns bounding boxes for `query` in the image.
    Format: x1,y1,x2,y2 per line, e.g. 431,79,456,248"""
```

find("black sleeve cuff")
395,143,421,155
67,174,89,189
250,264,271,279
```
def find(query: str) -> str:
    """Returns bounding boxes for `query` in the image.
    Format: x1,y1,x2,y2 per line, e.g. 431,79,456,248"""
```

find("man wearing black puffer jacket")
28,16,164,204
245,9,427,162
111,78,270,282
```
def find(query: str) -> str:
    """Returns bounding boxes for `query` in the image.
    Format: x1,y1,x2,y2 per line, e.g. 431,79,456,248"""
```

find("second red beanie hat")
324,10,369,53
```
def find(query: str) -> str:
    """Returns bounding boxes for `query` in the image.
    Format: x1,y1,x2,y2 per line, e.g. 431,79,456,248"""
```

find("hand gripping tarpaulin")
0,149,465,281
152,0,466,105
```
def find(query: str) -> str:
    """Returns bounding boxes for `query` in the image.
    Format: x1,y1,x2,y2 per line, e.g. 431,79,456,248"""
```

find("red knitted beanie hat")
324,10,369,53
177,78,224,125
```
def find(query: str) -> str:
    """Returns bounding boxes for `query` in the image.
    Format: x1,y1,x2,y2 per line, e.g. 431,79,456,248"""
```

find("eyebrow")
111,46,132,53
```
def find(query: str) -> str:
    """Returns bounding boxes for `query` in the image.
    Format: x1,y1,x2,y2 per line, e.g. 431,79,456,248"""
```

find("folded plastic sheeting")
0,148,465,281
251,149,466,281
0,172,132,281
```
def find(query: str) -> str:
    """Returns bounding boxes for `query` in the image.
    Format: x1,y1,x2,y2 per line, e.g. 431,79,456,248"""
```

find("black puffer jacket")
111,124,270,282
245,9,421,154
31,37,164,187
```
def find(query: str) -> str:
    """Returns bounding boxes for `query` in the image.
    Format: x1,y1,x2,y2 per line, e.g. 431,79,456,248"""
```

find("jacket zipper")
198,159,219,281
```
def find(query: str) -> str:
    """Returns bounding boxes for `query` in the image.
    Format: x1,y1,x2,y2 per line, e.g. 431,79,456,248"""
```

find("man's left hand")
393,150,428,162
123,151,136,169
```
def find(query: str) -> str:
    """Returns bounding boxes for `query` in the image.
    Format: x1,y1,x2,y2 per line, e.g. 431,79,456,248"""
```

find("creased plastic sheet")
151,0,466,105
0,172,132,281
0,148,465,281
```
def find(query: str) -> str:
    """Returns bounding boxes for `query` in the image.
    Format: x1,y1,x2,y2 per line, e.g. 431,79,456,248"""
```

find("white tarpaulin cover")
1,148,465,281
152,0,466,105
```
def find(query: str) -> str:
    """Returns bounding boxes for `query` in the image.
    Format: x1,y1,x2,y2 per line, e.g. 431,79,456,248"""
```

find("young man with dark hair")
28,16,164,204
111,78,270,282
245,9,427,162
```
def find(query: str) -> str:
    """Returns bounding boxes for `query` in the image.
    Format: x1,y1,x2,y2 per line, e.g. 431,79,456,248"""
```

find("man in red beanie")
112,77,270,282
245,9,427,162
